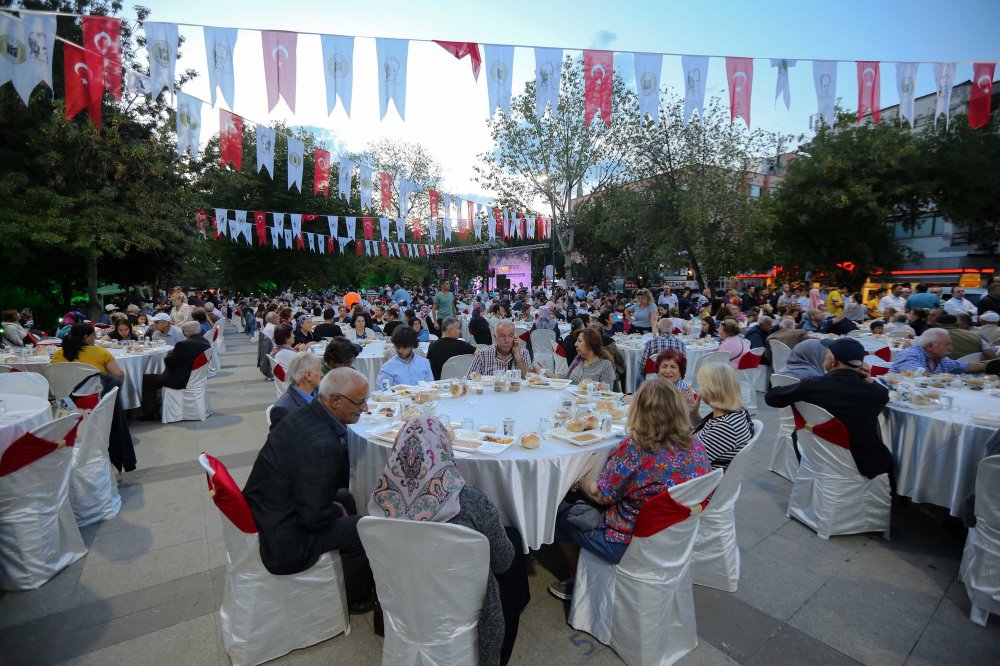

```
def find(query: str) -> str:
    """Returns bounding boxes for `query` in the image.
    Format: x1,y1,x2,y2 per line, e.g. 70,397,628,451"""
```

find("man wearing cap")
147,313,185,346
977,311,1000,345
765,338,893,480
100,303,118,325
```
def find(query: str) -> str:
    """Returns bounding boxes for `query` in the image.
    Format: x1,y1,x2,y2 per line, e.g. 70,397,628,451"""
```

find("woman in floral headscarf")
369,416,518,666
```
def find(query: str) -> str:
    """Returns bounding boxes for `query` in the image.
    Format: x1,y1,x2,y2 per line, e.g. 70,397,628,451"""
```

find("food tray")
547,426,622,446
451,429,514,455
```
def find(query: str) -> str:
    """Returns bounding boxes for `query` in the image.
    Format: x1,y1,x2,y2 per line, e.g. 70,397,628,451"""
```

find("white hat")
105,304,118,312
151,313,172,322
980,311,999,323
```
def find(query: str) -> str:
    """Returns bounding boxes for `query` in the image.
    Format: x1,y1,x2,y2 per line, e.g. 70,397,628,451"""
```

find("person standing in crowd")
432,280,455,322
630,289,659,334
906,283,940,311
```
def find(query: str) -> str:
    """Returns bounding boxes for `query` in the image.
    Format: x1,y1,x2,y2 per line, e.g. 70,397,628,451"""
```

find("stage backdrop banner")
489,247,532,291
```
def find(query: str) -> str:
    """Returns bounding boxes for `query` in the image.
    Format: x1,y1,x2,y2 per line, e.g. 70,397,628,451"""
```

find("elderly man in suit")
269,352,322,429
243,367,375,613
140,321,212,420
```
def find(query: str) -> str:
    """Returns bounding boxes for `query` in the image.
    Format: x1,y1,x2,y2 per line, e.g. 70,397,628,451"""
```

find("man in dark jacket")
765,338,893,480
269,352,322,429
427,316,477,379
243,367,374,612
140,321,212,419
744,316,773,358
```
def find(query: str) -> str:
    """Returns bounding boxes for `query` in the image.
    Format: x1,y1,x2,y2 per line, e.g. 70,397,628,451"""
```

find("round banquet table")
879,386,1000,516
347,386,620,552
0,393,53,456
1,346,172,410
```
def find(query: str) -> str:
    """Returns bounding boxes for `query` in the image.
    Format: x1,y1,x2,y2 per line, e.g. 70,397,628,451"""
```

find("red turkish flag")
212,216,221,240
82,16,122,100
380,172,393,212
519,213,526,239
434,41,482,80
380,242,388,257
459,213,467,240
362,217,374,241
295,233,305,251
219,109,243,171
194,209,208,232
355,240,363,256
856,61,881,124
495,208,503,239
327,236,335,254
63,43,101,126
412,219,422,240
314,148,331,196
419,245,427,257
429,190,439,218
969,63,996,129
401,244,409,258
584,50,613,127
725,57,753,127
254,211,267,246
262,31,297,112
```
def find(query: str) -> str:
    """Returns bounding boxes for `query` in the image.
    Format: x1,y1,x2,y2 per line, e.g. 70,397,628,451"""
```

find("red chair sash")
272,362,286,381
792,406,850,449
192,350,211,370
71,393,100,411
869,364,889,377
872,346,891,362
212,328,219,342
632,487,713,538
0,422,81,476
737,351,762,370
644,357,655,374
555,345,566,358
202,453,258,533
519,331,530,342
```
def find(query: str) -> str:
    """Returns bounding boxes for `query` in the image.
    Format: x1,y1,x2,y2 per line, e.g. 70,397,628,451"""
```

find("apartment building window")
748,184,762,197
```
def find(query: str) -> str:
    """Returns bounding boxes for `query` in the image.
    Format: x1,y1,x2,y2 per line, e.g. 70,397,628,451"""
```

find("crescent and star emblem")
74,61,90,85
93,32,114,54
733,71,747,94
977,74,992,92
318,158,327,170
272,44,289,67
590,63,606,84
861,67,876,88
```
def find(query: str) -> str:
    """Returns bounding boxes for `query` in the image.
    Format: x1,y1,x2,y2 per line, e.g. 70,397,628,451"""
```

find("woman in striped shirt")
689,363,754,469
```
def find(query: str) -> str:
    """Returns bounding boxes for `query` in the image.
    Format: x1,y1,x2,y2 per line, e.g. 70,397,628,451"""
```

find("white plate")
451,429,514,455
548,426,622,446
362,402,401,420
369,422,405,444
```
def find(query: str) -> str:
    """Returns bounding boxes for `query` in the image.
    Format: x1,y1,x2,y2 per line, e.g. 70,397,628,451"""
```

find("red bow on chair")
0,421,82,476
633,488,714,538
519,331,530,342
792,407,851,449
644,357,656,374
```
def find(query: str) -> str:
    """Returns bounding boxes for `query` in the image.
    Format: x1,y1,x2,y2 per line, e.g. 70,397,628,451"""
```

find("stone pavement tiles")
1,323,998,665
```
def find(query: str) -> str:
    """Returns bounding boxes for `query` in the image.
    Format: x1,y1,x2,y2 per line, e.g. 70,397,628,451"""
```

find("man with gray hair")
891,328,996,375
427,316,477,380
244,367,375,613
139,320,212,420
466,318,536,379
268,352,323,429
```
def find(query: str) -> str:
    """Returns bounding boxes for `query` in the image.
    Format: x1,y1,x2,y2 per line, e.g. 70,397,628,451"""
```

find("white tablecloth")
346,341,430,388
348,387,620,552
880,387,1000,515
0,393,53,455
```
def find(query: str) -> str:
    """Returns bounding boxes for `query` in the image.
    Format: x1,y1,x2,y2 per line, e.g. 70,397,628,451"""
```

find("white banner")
270,226,281,248
359,165,373,209
534,47,562,119
682,55,709,123
125,68,154,96
395,217,406,241
204,27,238,108
526,215,536,239
283,229,292,249
345,216,356,241
633,52,662,124
0,14,57,105
379,217,391,240
488,207,496,241
321,34,354,116
770,59,796,110
933,63,956,128
328,215,339,238
895,62,919,128
813,60,838,127
289,213,302,238
485,44,514,116
256,126,275,177
287,136,304,192
376,38,409,120
145,22,178,98
175,92,202,158
428,217,438,241
338,157,353,199
272,212,285,233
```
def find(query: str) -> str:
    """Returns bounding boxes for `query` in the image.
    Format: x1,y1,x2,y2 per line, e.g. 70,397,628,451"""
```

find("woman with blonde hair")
548,380,711,600
689,363,755,469
630,288,659,334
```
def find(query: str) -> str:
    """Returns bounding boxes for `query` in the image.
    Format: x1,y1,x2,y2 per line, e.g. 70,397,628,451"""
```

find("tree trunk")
86,243,100,321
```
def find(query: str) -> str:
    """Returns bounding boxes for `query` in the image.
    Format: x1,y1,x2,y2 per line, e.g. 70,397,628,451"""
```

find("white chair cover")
214,322,227,355
0,365,14,373
203,328,221,376
0,415,87,590
161,350,213,423
787,402,891,539
530,328,557,372
359,516,489,666
959,455,1000,627
199,455,350,666
45,362,99,401
769,339,792,374
957,352,983,363
692,421,764,592
551,341,568,376
264,405,273,427
69,388,122,526
568,469,724,666
268,356,290,398
691,351,730,388
440,354,474,380
736,348,765,412
0,372,50,399
767,374,800,481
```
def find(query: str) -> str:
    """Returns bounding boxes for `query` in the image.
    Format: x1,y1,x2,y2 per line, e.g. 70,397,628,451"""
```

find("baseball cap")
980,312,999,323
820,338,866,368
105,304,118,312
151,313,172,322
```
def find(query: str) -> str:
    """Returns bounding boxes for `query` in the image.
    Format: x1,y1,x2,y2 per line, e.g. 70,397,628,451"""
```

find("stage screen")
488,247,532,291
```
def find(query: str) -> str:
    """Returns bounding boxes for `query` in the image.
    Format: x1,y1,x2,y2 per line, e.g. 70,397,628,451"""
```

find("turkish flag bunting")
726,57,753,126
295,233,305,251
380,242,388,257
380,172,393,212
194,209,208,232
583,50,613,127
327,235,335,254
302,214,318,222
969,63,995,129
314,148,331,196
412,218,422,240
219,110,243,171
212,216,221,240
64,43,102,126
459,214,467,240
434,41,482,80
495,207,504,239
82,16,122,100
262,31,297,112
856,61,881,124
429,190,439,218
355,240,363,256
362,217,374,240
401,243,409,257
519,213,527,239
419,245,426,257
254,211,267,246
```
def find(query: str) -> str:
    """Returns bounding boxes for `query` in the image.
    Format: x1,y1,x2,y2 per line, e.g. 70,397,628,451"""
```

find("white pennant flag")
503,210,511,238
327,215,339,238
895,63,919,128
376,38,409,120
272,212,285,233
485,44,515,116
283,229,292,249
359,166,373,209
770,59,796,110
633,52,663,124
428,217,438,241
398,180,412,217
534,47,563,119
682,55,709,123
214,209,227,237
145,22,178,98
345,216,357,241
393,243,400,257
443,216,452,242
289,213,302,239
338,237,349,254
204,27,238,108
337,157,353,199
455,198,465,230
488,207,496,240
379,217,391,240
526,216,536,239
287,136,304,192
318,235,326,254
175,93,203,158
813,61,838,127
243,222,253,245
321,35,354,116
474,203,483,239
307,232,315,253
256,126,275,177
0,13,57,105
365,240,373,256
227,218,239,240
443,195,454,225
125,68,154,96
933,63,956,128
235,211,247,242
270,226,281,248
394,217,406,241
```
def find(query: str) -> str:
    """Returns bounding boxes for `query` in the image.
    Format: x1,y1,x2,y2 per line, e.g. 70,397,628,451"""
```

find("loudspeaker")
496,274,509,290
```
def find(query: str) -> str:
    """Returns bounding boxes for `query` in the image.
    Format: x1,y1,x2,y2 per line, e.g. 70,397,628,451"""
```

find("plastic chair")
440,354,474,380
767,374,800,481
267,356,290,398
199,454,350,666
958,352,983,363
692,420,764,592
0,414,87,590
736,348,764,412
214,322,227,355
0,372,50,399
959,455,1000,627
552,341,568,376
787,402,891,540
44,362,99,402
69,388,122,526
359,516,489,666
769,339,792,374
568,469,724,666
161,350,213,423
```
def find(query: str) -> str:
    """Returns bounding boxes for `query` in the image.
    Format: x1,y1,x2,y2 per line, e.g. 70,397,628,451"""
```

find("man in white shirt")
878,285,907,315
943,287,978,317
776,283,796,307
658,286,678,311
262,311,279,342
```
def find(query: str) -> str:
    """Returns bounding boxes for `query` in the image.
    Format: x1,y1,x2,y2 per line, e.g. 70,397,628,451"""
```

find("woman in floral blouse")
548,379,711,600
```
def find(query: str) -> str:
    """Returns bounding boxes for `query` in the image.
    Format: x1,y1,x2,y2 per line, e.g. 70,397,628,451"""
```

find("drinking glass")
438,412,451,427
538,417,553,435
0,400,6,416
461,418,474,431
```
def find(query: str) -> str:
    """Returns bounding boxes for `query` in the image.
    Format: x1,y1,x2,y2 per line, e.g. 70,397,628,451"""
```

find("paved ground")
2,323,998,665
